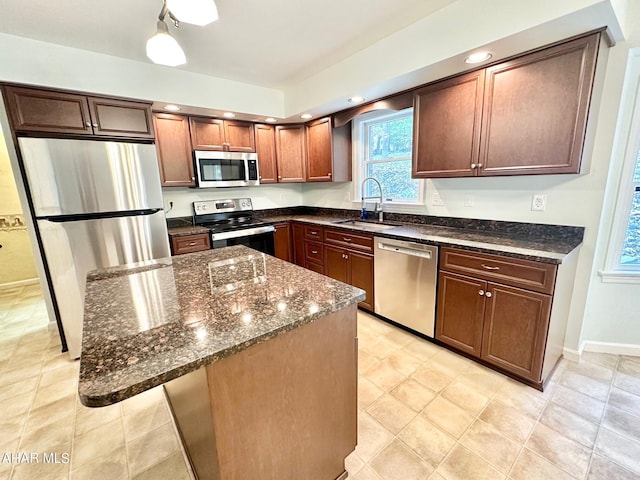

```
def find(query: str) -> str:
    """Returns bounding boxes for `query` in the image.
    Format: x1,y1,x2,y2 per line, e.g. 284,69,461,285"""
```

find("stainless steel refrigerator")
19,138,171,359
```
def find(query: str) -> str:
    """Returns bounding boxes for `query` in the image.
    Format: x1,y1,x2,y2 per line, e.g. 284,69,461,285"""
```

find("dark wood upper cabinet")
306,117,333,182
255,123,277,184
275,125,306,182
3,85,153,139
87,97,154,139
412,31,600,178
189,117,255,152
153,113,195,187
479,33,599,175
412,70,485,178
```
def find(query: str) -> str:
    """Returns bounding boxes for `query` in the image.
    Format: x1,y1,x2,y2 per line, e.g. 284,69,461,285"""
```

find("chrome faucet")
361,177,384,222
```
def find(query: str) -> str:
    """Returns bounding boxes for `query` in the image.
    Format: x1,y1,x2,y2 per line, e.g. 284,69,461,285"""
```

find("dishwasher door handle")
377,242,433,259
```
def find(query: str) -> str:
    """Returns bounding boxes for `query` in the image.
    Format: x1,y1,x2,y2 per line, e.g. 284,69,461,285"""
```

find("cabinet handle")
188,242,198,246
478,289,485,296
328,172,332,177
471,163,477,169
191,176,195,181
343,237,351,242
92,123,98,128
485,291,492,298
278,176,282,179
477,163,483,168
310,231,318,235
85,122,91,128
345,254,349,259
311,250,318,254
481,264,500,271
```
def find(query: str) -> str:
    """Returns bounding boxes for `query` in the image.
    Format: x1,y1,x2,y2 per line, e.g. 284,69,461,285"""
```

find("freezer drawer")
38,211,170,358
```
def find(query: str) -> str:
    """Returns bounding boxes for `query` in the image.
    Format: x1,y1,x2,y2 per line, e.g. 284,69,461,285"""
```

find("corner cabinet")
305,117,352,182
413,32,600,178
153,113,195,187
3,85,154,140
435,247,575,389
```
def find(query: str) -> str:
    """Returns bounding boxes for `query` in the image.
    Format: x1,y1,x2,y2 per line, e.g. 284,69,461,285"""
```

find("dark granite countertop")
257,214,581,264
167,225,210,237
78,246,365,407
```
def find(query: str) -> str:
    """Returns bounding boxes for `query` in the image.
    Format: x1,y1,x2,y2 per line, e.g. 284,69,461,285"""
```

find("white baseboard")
562,347,582,362
580,341,640,357
0,278,39,290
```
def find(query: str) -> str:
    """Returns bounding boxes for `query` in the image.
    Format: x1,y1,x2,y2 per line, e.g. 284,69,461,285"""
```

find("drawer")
304,224,324,241
305,240,324,265
306,261,324,274
440,247,557,294
324,228,373,253
171,233,211,255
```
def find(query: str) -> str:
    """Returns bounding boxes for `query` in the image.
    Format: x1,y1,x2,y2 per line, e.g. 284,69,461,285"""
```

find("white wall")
163,184,303,218
0,33,284,118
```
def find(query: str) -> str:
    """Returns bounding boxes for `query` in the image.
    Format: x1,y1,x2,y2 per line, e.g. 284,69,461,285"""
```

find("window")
354,109,423,205
601,50,640,282
620,152,640,267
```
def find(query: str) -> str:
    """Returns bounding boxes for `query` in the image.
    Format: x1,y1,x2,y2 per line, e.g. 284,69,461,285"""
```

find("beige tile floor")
1,284,640,479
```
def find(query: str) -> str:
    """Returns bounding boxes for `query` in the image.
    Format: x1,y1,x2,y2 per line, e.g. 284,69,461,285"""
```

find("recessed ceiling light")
301,113,313,119
163,104,181,111
348,96,365,104
265,117,277,123
465,51,493,64
223,112,236,118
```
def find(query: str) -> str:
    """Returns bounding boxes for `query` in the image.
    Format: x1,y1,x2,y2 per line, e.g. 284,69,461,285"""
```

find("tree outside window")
620,150,640,266
357,109,422,204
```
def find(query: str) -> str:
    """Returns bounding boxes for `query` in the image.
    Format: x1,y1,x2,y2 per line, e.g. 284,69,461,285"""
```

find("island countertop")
78,246,365,407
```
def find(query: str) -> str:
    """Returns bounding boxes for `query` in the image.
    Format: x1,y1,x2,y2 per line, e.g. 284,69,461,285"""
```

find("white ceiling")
0,0,457,88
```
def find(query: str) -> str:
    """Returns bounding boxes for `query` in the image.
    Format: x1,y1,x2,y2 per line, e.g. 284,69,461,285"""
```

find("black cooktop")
196,215,270,233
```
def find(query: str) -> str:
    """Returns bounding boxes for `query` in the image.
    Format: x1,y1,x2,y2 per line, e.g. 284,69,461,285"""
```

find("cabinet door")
479,33,599,175
3,86,93,136
305,117,333,182
189,117,226,150
255,124,277,183
412,70,484,178
153,113,195,187
291,223,306,267
435,272,485,357
480,283,551,382
273,222,292,262
224,120,255,152
324,245,349,284
275,125,306,182
348,250,374,311
87,97,154,139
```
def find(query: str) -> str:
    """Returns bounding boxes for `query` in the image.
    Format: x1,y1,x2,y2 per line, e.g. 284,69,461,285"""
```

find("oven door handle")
210,225,275,241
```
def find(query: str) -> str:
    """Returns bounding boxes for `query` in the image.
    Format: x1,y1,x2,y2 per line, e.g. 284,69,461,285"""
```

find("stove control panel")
193,198,253,215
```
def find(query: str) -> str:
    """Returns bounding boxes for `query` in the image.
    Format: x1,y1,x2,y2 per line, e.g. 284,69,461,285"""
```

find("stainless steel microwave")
194,151,260,188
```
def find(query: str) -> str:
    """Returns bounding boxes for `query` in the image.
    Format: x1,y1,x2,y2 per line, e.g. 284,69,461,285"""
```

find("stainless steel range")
193,198,275,255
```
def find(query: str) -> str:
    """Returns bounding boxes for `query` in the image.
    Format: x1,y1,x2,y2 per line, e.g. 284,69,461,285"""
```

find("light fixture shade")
166,0,218,26
146,20,186,67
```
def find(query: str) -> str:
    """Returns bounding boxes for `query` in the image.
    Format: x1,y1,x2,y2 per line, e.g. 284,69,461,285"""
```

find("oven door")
210,226,275,255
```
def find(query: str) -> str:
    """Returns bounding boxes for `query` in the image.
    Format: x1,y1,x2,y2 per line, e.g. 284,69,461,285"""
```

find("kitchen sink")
332,220,397,231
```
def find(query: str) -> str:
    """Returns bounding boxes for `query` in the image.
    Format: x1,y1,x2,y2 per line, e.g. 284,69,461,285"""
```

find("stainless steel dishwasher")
374,237,438,337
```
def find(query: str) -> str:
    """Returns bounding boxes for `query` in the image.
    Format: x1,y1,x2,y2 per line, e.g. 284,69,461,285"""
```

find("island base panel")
165,305,358,480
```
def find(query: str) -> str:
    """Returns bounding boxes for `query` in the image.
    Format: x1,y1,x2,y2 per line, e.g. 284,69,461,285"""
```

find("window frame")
352,108,425,207
600,49,640,283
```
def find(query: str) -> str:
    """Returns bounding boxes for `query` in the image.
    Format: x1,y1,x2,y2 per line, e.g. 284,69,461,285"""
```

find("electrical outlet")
464,194,474,207
531,194,547,211
431,193,444,206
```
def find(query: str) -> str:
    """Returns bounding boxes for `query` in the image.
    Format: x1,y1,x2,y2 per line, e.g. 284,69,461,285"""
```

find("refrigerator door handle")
40,208,164,223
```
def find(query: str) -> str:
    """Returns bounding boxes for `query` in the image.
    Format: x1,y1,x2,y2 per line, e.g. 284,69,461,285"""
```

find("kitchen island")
78,246,365,480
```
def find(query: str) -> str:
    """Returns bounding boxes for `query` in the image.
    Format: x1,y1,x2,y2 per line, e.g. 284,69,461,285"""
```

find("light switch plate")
464,194,474,207
531,194,547,211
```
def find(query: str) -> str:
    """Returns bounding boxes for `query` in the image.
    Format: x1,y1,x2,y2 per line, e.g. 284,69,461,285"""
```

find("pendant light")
146,18,186,67
166,0,218,26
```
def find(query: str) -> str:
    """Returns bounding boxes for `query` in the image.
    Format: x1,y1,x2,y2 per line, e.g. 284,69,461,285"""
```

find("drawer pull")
311,250,318,254
481,264,500,271
310,231,318,235
485,291,493,298
478,289,485,296
343,237,352,242
188,242,197,246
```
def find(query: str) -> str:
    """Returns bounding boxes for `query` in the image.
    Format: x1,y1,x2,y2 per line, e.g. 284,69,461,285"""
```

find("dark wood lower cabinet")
436,247,558,387
436,272,485,357
481,283,551,381
324,244,374,311
273,222,292,262
292,223,305,267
